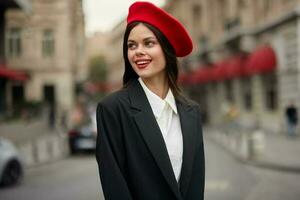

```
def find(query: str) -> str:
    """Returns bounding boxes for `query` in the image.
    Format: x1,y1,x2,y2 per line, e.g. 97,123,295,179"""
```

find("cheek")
155,51,166,68
127,50,133,62
127,51,136,68
127,51,138,72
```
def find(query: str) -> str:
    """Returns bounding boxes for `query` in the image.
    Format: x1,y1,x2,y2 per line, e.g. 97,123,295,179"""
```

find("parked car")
68,122,97,154
0,138,24,186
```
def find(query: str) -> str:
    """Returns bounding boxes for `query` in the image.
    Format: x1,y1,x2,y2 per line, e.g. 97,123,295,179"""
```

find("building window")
224,17,240,32
242,78,252,111
215,0,227,31
262,0,271,19
42,29,55,57
193,4,201,20
7,28,22,58
263,73,278,111
193,4,202,26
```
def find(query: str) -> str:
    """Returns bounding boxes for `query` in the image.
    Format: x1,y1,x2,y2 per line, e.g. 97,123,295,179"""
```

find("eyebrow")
127,37,156,43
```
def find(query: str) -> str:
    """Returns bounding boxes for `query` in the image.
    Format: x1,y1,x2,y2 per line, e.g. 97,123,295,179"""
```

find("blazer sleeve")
196,104,205,198
95,102,133,200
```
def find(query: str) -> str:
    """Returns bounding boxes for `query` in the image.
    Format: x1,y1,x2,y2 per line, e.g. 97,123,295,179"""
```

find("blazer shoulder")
178,96,200,110
98,88,130,110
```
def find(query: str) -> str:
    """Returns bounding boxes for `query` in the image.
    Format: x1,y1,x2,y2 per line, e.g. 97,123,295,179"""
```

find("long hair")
122,21,184,100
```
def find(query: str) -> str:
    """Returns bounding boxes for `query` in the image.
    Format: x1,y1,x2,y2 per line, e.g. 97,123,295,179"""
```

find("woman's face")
127,23,166,81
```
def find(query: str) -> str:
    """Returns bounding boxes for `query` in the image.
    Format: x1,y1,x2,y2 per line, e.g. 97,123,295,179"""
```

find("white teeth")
136,60,150,65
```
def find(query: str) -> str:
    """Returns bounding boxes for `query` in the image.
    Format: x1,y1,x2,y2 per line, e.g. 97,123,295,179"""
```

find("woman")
96,2,205,200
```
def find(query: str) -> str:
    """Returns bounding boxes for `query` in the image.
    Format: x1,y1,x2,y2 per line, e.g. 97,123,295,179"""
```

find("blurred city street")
1,135,300,200
1,0,300,199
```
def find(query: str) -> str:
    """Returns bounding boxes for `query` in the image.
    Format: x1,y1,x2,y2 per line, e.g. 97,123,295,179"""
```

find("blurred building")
105,21,126,91
85,29,122,93
93,20,125,92
0,0,31,118
165,0,300,134
86,31,109,60
1,0,86,126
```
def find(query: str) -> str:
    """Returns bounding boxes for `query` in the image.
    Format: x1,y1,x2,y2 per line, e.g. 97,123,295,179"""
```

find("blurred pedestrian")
60,109,68,130
227,104,239,130
71,101,84,127
47,102,56,129
285,101,298,137
95,2,205,200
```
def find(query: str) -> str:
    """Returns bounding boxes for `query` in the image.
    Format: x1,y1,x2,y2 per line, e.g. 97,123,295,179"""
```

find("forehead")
128,23,156,41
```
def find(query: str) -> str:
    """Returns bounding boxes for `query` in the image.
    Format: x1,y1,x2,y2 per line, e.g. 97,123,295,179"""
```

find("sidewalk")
0,119,55,145
0,119,69,167
205,126,300,173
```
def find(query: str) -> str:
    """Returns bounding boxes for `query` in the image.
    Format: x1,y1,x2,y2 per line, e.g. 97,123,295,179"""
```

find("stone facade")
5,0,86,126
164,0,300,134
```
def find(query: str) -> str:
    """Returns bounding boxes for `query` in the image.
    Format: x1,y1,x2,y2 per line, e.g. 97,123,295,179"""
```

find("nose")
135,45,146,56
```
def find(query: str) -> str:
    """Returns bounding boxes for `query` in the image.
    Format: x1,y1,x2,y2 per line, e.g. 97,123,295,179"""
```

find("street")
0,154,105,200
205,136,300,200
1,138,300,200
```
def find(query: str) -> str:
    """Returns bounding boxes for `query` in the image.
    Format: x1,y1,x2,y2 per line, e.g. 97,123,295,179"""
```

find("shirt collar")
164,88,178,114
138,78,178,118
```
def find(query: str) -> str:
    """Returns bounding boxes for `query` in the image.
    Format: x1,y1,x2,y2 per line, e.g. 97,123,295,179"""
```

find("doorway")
12,84,24,116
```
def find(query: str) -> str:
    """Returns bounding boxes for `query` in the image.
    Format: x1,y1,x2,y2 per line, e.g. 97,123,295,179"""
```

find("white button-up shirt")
138,78,183,182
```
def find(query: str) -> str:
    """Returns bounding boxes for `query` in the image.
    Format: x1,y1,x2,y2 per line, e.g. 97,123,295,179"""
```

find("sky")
83,0,165,35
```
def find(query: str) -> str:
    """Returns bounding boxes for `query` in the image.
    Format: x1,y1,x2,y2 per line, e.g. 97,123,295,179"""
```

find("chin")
138,74,152,79
136,71,151,78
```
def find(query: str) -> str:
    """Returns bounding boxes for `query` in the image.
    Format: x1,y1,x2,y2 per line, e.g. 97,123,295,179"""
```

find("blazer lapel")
177,100,198,199
127,79,182,200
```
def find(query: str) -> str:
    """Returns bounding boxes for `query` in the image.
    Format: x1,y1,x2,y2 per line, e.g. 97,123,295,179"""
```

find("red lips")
135,59,151,69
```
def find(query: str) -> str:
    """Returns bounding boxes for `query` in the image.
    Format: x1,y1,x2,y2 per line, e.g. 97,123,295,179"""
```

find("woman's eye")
128,43,137,49
145,41,155,47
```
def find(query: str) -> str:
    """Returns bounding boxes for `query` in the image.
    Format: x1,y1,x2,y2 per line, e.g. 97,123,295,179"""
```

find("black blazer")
96,79,205,200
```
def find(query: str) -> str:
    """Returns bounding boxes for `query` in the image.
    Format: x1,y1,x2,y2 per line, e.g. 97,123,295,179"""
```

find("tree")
88,55,107,82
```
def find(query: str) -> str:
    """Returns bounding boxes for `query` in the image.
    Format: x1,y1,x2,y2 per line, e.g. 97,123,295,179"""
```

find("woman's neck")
142,76,169,99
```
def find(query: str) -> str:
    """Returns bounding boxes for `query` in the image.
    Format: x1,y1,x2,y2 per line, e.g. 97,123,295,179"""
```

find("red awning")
187,65,214,84
224,55,248,79
199,67,213,83
187,55,249,84
0,65,28,81
245,46,277,75
211,61,227,81
178,72,191,85
187,71,198,85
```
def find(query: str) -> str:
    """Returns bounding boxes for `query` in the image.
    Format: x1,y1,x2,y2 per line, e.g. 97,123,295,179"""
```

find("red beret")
127,1,193,57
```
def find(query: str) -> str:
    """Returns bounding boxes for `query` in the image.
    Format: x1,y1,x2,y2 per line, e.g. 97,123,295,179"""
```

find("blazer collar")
127,79,198,199
138,77,178,117
176,100,197,198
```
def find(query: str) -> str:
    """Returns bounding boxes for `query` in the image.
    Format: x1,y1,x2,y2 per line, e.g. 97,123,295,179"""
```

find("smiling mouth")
135,60,151,69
